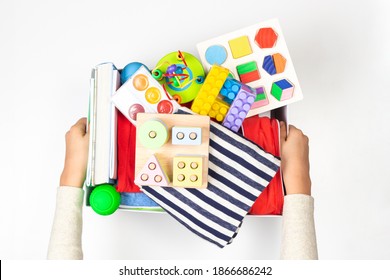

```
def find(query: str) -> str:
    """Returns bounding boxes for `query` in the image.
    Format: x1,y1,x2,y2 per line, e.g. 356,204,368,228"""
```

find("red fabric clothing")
242,116,284,215
116,111,140,193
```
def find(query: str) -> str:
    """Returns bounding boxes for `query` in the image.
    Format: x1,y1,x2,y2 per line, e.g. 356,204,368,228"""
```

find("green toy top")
153,51,205,104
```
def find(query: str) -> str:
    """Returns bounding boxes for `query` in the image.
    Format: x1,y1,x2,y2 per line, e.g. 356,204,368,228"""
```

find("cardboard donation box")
85,19,302,247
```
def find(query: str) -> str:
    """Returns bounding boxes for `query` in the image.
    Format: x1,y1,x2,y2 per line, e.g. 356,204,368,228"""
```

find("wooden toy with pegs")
173,156,203,188
196,18,303,117
172,126,202,146
135,113,210,188
134,155,170,187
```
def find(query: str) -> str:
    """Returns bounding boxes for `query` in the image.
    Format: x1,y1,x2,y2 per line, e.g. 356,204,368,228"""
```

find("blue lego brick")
219,78,242,104
222,85,256,132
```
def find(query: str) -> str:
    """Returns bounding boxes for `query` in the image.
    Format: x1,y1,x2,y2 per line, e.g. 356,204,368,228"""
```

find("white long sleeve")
281,194,318,259
47,187,84,260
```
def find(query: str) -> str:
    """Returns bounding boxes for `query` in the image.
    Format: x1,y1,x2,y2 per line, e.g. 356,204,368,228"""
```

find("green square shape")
228,36,253,59
236,61,258,75
271,83,283,101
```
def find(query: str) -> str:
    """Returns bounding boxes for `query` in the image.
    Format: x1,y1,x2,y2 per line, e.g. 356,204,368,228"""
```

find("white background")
1,0,389,260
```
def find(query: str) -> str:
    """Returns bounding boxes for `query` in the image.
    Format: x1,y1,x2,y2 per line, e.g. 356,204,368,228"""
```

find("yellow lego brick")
173,156,203,188
208,99,229,123
191,65,229,115
228,36,253,59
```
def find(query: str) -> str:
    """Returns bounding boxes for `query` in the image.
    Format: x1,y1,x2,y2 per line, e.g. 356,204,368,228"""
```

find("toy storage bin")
85,105,287,217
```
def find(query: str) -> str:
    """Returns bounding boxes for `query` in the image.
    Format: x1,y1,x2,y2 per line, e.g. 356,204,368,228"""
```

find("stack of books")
86,63,120,187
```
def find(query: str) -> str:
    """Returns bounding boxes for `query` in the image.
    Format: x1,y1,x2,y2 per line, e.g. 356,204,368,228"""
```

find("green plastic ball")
90,184,120,215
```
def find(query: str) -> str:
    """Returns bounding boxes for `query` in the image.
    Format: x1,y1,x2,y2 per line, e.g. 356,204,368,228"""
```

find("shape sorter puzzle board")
196,18,303,117
135,113,210,189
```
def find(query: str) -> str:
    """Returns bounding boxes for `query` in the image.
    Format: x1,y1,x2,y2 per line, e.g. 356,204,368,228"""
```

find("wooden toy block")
251,86,269,109
222,85,256,132
191,65,229,116
228,35,253,58
134,155,170,187
262,55,276,75
172,126,202,146
208,98,229,123
263,53,286,75
138,118,169,149
196,19,304,117
236,61,261,83
205,45,228,65
255,27,278,49
273,53,287,73
111,66,180,125
135,113,210,188
271,79,294,101
173,156,203,188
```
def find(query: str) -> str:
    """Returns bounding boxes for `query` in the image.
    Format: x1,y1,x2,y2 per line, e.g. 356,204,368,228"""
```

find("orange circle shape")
133,74,149,91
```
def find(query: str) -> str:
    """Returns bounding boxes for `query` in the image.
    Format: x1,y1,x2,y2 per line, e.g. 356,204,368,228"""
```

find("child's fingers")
279,121,287,142
288,124,298,133
73,118,87,135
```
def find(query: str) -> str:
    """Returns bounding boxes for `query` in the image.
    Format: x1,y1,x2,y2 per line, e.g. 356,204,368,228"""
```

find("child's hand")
60,118,89,188
280,122,311,195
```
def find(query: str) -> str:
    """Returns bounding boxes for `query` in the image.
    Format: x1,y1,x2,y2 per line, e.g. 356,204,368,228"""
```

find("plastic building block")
208,99,229,123
172,126,202,146
236,61,261,83
153,51,205,104
263,53,286,75
220,77,242,104
138,119,169,149
205,45,227,65
222,85,256,132
271,79,294,101
135,155,170,187
191,65,229,115
251,86,269,109
228,36,253,59
255,27,278,49
173,156,203,187
111,66,180,125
